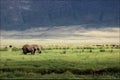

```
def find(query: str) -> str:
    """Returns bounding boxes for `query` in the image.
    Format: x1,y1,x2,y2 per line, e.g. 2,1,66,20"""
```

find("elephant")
22,44,42,55
31,44,42,53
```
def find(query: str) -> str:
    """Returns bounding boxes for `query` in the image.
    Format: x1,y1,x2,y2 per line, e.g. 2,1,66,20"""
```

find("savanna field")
0,40,120,79
1,0,120,79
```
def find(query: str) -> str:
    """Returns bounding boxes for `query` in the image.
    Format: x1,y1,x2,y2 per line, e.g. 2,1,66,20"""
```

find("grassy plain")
0,42,120,79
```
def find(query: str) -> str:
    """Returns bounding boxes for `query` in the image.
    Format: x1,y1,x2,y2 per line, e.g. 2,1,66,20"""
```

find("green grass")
0,45,120,79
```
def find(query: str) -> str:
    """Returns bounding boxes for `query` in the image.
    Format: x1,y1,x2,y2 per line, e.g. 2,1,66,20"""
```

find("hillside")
0,0,119,30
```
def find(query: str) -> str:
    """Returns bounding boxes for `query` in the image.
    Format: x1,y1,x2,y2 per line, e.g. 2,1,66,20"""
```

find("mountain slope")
1,25,119,39
0,0,119,30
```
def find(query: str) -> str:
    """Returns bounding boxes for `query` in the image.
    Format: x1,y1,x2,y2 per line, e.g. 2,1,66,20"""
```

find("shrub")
89,49,92,53
61,50,66,54
100,49,105,52
12,47,21,51
46,48,52,50
110,49,113,53
0,47,8,51
82,49,84,52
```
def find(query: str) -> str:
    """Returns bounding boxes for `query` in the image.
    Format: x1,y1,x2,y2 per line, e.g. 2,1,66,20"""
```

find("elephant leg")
38,48,42,53
31,51,34,55
23,51,27,55
31,50,36,55
39,50,41,53
24,53,27,55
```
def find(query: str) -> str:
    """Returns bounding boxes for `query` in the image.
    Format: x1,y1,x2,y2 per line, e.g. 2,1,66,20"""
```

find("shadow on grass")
0,67,120,75
0,60,120,75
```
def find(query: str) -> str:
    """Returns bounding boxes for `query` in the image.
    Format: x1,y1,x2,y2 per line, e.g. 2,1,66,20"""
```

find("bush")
89,49,92,53
12,47,21,51
82,49,84,52
61,50,66,54
0,47,8,51
100,49,105,52
110,49,113,53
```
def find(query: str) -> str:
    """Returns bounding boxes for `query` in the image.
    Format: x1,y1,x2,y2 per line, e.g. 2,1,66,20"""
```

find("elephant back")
31,44,39,49
31,44,42,53
22,44,33,51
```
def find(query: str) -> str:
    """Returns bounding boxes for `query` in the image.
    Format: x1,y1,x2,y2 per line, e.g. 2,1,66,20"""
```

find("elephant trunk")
37,48,42,53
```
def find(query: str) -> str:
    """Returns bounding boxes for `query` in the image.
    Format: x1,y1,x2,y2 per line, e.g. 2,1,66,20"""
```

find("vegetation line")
0,67,119,75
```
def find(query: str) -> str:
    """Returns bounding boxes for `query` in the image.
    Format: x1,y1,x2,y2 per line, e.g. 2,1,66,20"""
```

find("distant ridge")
0,0,119,30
